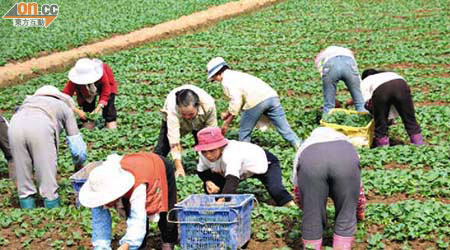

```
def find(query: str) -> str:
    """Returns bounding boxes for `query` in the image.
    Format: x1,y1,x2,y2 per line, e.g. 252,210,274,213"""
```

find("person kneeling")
195,127,294,207
79,152,177,250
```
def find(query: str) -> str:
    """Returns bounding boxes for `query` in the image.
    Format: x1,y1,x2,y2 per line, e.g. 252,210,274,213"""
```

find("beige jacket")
161,85,217,160
221,70,278,116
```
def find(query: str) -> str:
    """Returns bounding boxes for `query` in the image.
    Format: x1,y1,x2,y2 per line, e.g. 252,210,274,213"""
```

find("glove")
293,186,302,209
357,182,366,221
67,134,88,166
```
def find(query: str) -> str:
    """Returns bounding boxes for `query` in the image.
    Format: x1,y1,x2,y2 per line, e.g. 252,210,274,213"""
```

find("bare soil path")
0,0,283,88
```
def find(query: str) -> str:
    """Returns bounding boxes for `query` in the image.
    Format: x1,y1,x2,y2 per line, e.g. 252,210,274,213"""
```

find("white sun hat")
207,57,228,81
79,154,135,208
68,58,104,85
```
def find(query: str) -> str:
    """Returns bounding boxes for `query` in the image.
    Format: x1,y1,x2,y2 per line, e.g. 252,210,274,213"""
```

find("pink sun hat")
194,127,228,151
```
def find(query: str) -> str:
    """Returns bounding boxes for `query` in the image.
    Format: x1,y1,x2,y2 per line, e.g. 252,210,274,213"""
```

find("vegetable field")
0,0,449,249
0,0,235,66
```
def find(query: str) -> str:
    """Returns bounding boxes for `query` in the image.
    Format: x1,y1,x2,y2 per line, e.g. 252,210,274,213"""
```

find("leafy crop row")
322,111,372,127
363,168,449,197
0,0,235,65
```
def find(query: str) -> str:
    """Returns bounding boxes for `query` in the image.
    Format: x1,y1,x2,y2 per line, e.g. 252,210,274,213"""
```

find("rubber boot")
332,234,354,250
375,136,389,147
44,197,61,208
410,133,425,146
302,238,322,250
161,243,174,250
19,196,36,209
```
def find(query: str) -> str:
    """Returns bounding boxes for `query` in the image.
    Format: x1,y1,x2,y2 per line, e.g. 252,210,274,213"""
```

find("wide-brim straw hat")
68,58,103,85
207,57,227,81
194,127,228,151
79,154,134,208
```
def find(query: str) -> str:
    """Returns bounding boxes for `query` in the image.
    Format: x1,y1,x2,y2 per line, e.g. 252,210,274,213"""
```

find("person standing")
195,127,295,207
9,85,87,208
155,84,217,177
315,46,367,116
360,69,424,147
79,153,177,250
0,115,14,181
63,58,119,129
292,127,365,250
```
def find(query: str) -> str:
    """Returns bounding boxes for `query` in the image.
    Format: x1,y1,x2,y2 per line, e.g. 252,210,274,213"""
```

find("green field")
0,0,449,249
0,0,235,66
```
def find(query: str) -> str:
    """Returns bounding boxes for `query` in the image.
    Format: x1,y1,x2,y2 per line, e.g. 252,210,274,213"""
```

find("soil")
414,9,439,13
365,191,450,204
0,0,283,88
423,72,450,78
416,100,450,106
342,28,373,33
286,89,313,98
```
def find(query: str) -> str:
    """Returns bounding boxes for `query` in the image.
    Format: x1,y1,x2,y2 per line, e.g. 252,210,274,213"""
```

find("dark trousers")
296,141,360,240
201,150,293,206
154,120,199,157
81,94,117,122
122,155,178,247
372,79,421,138
0,116,12,161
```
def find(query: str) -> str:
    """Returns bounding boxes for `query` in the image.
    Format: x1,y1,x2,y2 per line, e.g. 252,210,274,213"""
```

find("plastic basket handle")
166,207,239,225
252,197,259,208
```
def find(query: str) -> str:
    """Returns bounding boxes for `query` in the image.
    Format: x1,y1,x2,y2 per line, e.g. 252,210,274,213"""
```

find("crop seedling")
322,111,372,127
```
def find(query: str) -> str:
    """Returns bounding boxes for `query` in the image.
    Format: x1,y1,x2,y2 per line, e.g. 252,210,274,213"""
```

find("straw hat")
68,58,104,85
79,154,135,208
206,57,227,81
194,127,228,151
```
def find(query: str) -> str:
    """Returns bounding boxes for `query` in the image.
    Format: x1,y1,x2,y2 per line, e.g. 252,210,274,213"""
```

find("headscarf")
29,85,75,109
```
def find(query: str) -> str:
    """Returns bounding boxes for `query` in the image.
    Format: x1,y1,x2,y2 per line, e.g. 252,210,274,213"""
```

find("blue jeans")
240,97,301,147
322,56,366,115
91,206,112,250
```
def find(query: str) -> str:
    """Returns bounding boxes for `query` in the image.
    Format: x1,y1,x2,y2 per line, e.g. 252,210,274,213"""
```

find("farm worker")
0,115,15,182
195,127,295,207
360,69,424,147
292,127,365,250
63,58,119,129
315,46,367,116
8,85,88,209
79,153,177,250
155,84,217,177
207,57,302,149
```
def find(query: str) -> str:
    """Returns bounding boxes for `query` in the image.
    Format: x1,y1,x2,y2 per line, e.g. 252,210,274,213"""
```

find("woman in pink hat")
63,58,119,129
194,127,295,207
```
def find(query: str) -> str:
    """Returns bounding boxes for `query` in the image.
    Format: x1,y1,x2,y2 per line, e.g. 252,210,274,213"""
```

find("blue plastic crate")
169,194,254,250
69,162,102,208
